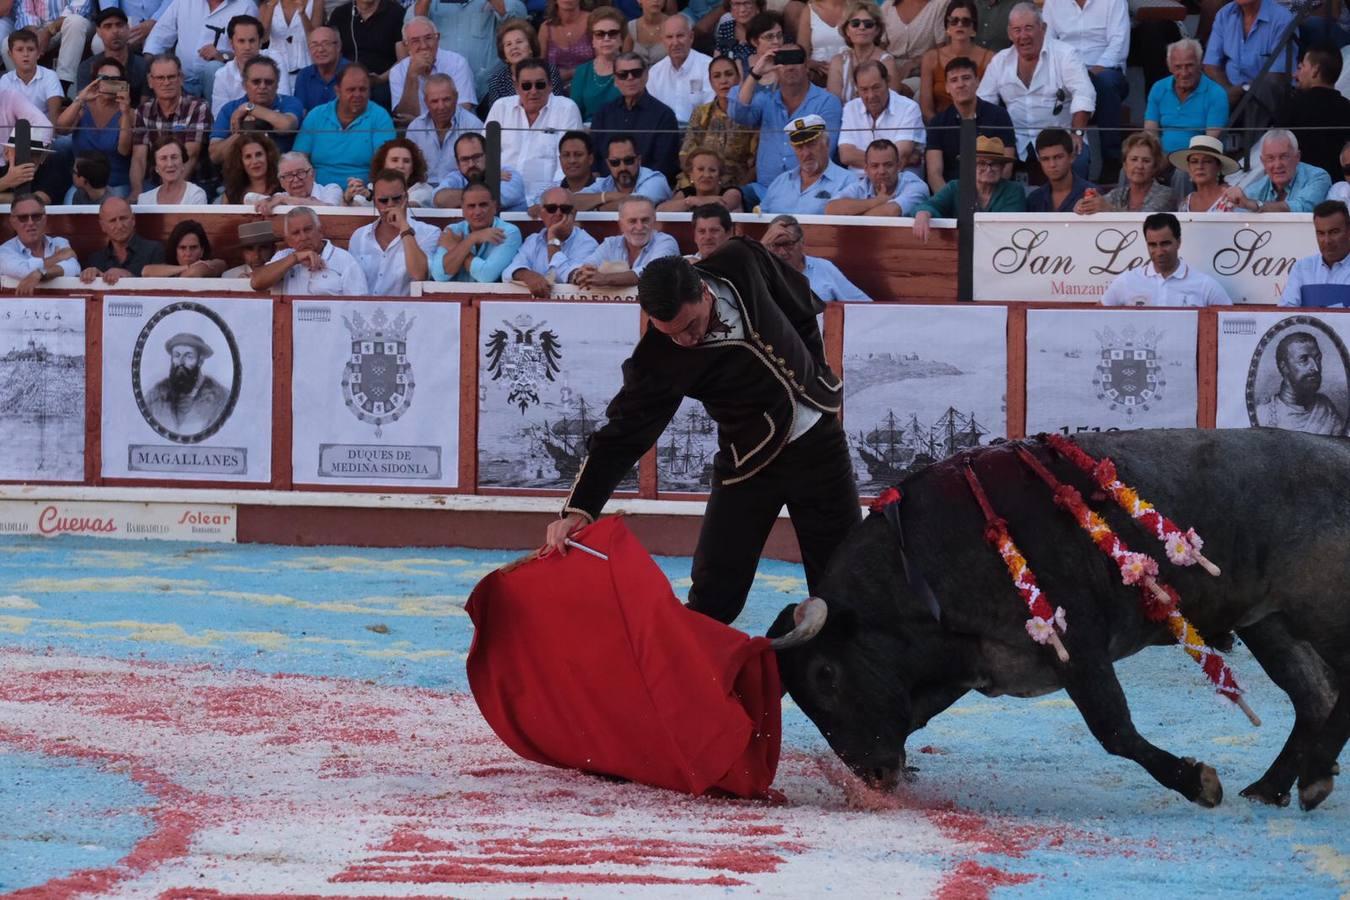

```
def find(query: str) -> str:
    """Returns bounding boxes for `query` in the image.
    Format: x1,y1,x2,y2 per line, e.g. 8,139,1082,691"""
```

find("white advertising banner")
841,304,1007,493
1025,309,1199,435
973,213,1314,304
1216,310,1350,435
0,298,86,482
476,301,640,491
291,301,461,488
101,296,274,482
0,500,237,542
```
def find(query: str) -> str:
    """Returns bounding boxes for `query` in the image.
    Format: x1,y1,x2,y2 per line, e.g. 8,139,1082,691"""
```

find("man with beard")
759,114,853,215
1257,331,1347,435
146,333,230,435
573,134,671,212
433,132,526,211
564,195,679,289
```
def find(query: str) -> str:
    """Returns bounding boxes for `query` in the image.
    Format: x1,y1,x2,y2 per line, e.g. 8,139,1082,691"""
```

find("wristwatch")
245,102,255,112
547,237,563,248
1070,128,1085,137
400,228,415,239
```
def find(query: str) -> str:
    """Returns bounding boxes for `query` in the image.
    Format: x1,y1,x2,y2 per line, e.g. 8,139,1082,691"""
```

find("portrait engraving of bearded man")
1256,331,1347,435
144,332,231,436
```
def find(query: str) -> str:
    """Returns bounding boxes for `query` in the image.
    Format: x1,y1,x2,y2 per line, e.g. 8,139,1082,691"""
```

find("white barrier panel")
1025,309,1199,434
101,296,275,482
0,499,237,542
974,213,1314,303
476,301,640,491
0,298,86,482
841,304,1008,493
1217,310,1350,435
291,301,462,488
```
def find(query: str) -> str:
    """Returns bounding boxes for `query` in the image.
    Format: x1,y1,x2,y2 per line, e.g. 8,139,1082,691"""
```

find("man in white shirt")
978,2,1095,180
504,186,599,297
390,16,476,122
209,13,291,115
485,58,584,205
407,73,483,186
565,195,679,288
347,169,441,296
1280,200,1350,307
645,16,713,124
250,206,370,295
145,0,260,99
0,196,80,295
1101,213,1231,307
255,151,344,214
1043,0,1129,184
0,29,64,120
839,60,925,171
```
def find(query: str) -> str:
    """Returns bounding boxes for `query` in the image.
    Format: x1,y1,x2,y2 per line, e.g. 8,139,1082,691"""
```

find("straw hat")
975,136,1009,160
1168,135,1239,176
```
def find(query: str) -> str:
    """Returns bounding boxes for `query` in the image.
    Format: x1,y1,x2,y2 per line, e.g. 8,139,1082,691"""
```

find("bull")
768,429,1347,810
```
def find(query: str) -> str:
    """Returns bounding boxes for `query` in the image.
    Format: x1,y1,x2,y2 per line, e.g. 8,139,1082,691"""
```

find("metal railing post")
485,120,503,207
957,115,977,302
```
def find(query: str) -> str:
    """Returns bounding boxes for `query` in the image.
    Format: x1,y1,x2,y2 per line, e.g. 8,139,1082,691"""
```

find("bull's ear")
767,604,798,641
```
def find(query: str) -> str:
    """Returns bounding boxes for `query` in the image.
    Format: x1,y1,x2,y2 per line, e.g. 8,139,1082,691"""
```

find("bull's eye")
812,661,837,693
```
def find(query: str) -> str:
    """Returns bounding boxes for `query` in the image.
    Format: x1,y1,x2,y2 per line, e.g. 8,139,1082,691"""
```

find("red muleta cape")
465,516,782,798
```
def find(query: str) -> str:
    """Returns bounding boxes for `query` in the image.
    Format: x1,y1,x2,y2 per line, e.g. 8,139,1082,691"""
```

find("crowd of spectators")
0,0,1348,306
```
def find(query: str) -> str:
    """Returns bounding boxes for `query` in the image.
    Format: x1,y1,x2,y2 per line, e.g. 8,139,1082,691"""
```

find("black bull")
768,428,1349,810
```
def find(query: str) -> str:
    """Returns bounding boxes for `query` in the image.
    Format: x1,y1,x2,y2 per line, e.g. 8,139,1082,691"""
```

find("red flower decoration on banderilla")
869,486,902,513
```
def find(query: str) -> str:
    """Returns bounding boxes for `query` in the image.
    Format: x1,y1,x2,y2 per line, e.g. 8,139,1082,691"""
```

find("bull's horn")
771,596,828,650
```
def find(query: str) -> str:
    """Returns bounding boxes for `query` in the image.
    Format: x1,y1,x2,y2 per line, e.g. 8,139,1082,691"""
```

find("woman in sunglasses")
571,6,629,120
826,2,901,103
918,0,990,119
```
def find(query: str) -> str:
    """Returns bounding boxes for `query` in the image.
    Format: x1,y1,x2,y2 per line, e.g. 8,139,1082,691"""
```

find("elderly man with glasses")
590,52,681,182
348,168,442,296
128,54,212,201
485,57,584,205
504,186,600,297
251,206,370,295
1,196,79,296
292,27,350,113
255,151,344,214
391,16,477,124
210,14,292,116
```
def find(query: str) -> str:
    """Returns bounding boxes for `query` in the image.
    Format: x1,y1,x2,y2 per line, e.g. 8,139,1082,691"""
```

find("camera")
773,47,806,66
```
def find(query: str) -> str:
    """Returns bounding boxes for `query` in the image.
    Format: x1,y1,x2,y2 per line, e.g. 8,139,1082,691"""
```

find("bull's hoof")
1184,758,1223,808
1240,780,1291,807
1299,776,1335,811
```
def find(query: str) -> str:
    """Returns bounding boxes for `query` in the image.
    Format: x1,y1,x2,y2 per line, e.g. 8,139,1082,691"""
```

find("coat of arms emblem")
484,314,563,413
1092,325,1164,417
342,308,415,437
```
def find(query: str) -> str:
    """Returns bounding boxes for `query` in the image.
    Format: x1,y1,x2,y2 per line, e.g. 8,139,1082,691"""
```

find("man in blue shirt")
1202,0,1294,135
1223,128,1332,213
590,53,681,183
574,134,672,211
432,182,523,282
760,115,855,215
564,195,680,287
1280,200,1350,307
433,132,528,211
504,186,600,297
728,43,843,208
293,64,397,187
291,27,350,113
762,215,870,301
209,57,305,166
825,139,930,217
1144,38,1228,158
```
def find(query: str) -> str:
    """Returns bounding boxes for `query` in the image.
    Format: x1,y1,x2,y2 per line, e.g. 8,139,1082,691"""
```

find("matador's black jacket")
563,237,844,521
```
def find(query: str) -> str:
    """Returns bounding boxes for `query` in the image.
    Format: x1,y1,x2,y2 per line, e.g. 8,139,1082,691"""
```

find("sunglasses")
12,212,43,223
847,17,876,28
541,203,575,214
607,154,638,167
592,27,621,38
517,79,548,91
375,192,405,205
947,15,973,25
1052,87,1066,116
248,77,277,86
615,68,644,80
